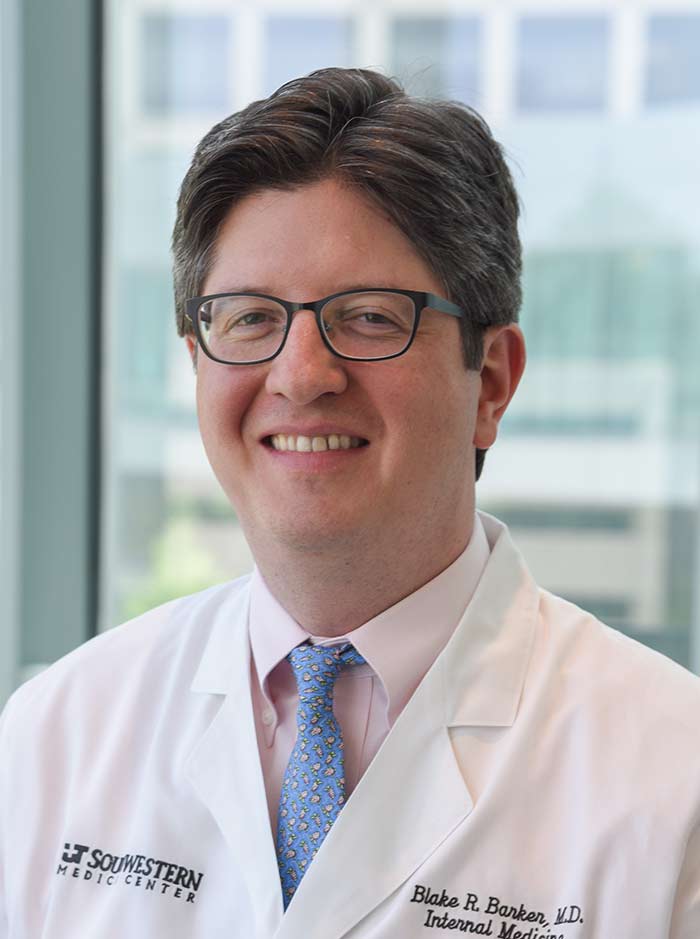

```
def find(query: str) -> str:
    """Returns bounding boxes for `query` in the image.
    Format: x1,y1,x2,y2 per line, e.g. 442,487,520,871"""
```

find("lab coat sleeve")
670,818,700,937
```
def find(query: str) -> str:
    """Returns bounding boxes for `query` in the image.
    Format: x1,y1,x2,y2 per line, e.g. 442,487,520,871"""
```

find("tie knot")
287,642,365,702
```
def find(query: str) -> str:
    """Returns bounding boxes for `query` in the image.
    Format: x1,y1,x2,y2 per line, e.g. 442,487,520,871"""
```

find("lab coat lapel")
185,582,284,937
276,514,539,939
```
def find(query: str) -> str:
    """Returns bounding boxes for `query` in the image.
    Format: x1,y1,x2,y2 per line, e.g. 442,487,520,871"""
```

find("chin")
247,509,369,556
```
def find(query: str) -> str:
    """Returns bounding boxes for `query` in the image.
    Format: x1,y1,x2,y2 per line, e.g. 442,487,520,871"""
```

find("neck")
247,516,475,637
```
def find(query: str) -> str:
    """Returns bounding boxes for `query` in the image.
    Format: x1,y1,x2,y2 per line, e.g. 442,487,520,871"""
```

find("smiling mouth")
265,434,369,452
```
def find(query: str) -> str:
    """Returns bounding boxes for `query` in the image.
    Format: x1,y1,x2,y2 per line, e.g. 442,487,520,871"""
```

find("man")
1,67,699,938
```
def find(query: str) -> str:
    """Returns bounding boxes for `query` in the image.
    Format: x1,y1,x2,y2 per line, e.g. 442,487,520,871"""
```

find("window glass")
485,112,700,659
645,15,700,106
516,15,609,111
141,13,231,115
104,1,700,675
391,17,481,104
264,17,354,96
105,5,248,626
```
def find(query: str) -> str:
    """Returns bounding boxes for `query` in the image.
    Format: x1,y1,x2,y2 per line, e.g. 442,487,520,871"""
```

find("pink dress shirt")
248,513,490,837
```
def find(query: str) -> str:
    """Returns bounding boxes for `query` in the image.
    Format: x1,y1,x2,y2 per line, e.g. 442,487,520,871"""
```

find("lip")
261,444,369,470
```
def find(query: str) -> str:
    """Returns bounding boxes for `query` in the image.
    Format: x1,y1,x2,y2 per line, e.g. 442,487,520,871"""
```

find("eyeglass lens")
197,291,416,362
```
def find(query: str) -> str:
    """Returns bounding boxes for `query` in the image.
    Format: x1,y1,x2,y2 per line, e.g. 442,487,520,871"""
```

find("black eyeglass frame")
184,287,470,365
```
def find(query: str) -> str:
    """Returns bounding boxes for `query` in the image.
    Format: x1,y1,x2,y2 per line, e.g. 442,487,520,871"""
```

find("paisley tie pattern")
276,641,366,909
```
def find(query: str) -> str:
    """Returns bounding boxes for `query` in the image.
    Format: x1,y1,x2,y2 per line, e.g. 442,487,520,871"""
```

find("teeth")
269,434,364,452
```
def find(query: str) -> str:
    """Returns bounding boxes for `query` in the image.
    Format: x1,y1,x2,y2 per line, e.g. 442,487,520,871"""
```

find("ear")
185,334,198,373
473,324,526,450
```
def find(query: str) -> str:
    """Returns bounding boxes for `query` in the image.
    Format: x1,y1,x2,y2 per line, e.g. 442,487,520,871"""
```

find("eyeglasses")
184,288,469,365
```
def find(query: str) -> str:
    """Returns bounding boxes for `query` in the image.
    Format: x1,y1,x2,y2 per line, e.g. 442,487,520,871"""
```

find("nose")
264,309,348,404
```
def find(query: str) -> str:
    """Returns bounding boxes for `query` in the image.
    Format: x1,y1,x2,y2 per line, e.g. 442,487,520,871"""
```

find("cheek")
409,379,476,475
195,368,256,448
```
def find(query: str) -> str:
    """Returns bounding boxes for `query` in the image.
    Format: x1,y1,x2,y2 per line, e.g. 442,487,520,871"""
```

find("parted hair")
171,67,522,479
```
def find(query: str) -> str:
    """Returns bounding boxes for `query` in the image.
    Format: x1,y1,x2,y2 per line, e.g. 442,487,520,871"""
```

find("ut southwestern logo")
58,841,204,904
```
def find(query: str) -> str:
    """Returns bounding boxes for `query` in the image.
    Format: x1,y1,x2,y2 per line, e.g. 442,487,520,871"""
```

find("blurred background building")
2,0,699,703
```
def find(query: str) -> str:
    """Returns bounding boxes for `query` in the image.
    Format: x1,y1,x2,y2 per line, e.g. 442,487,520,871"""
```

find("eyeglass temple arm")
425,292,492,327
184,308,210,328
424,293,466,319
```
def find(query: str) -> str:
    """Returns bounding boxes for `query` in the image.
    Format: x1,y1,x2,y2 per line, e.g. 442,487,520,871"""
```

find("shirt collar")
248,513,491,725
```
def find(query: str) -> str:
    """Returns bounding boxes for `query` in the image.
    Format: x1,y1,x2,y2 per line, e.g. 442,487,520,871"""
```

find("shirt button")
262,708,275,726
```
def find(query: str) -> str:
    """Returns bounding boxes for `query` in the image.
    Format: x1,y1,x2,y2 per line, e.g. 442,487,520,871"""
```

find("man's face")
186,178,486,559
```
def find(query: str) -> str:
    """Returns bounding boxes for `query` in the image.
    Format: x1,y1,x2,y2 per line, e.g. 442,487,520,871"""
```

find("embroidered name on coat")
410,884,584,936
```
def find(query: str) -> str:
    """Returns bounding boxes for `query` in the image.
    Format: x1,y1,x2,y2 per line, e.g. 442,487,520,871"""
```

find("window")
97,1,700,675
492,507,634,532
519,246,699,438
264,17,354,97
391,17,481,104
142,13,231,115
645,15,700,106
516,16,609,111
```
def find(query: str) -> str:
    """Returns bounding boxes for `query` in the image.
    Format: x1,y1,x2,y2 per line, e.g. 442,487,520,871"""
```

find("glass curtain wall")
103,0,700,672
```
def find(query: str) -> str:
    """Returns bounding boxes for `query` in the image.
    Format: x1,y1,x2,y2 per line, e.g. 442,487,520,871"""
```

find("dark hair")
172,67,522,480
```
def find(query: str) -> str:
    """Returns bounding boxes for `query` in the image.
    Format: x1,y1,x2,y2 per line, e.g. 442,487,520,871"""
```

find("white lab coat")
1,513,699,938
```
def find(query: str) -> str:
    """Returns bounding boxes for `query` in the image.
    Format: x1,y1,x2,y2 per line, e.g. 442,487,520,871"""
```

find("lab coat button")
262,709,275,726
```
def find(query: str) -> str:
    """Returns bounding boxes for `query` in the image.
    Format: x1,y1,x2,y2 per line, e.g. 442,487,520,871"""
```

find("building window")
493,507,634,532
264,17,354,96
516,16,609,112
391,17,481,105
141,14,231,115
645,15,700,106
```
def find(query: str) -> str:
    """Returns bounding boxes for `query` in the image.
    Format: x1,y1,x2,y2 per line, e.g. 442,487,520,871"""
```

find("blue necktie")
276,641,366,909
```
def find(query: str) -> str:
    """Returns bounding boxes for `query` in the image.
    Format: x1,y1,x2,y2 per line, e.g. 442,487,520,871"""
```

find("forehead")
202,178,444,299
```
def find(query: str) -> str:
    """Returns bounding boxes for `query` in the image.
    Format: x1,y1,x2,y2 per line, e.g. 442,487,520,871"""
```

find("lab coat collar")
442,510,539,729
189,577,252,695
185,511,539,939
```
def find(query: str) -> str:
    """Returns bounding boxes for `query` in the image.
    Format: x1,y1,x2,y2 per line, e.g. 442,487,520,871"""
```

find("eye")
357,311,392,324
321,292,415,340
338,306,403,325
231,311,272,326
217,307,286,334
335,306,409,332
